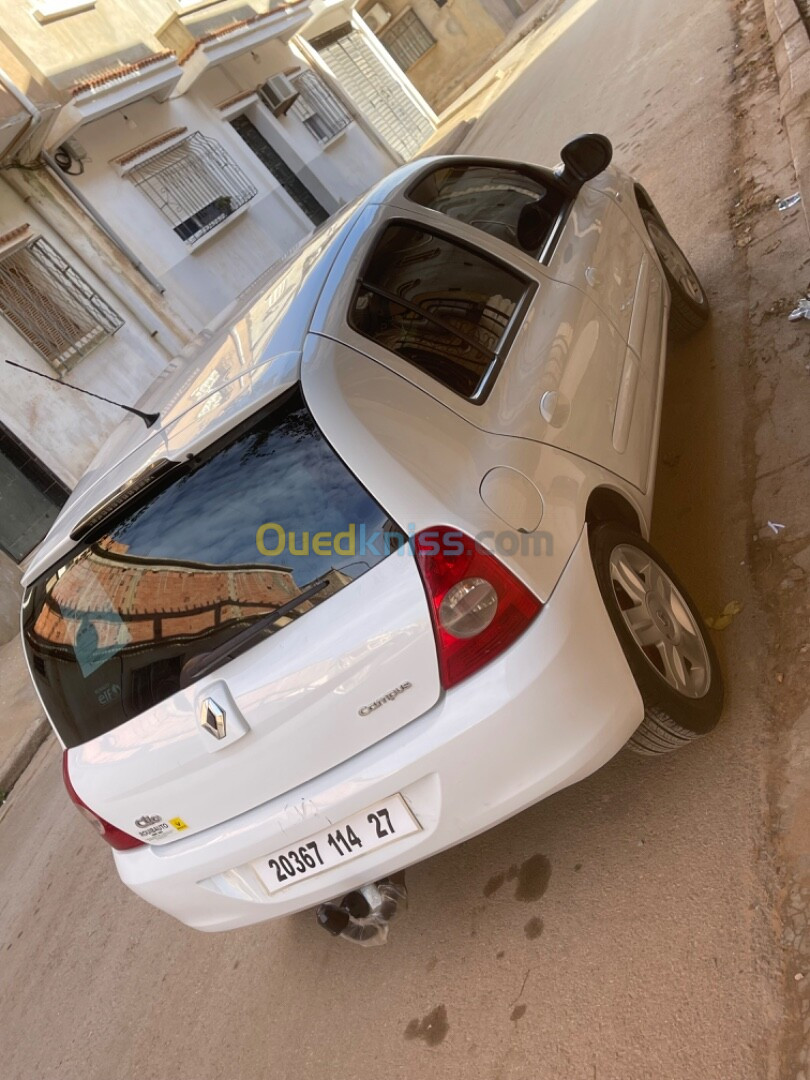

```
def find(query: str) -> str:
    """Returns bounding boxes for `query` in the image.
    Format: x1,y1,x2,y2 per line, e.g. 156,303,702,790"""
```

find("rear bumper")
115,527,643,931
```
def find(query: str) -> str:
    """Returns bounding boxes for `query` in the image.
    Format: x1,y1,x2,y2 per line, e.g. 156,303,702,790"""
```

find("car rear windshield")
23,387,400,748
348,222,531,401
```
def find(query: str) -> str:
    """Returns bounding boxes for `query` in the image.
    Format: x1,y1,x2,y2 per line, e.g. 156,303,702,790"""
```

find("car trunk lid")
63,550,439,843
24,385,441,843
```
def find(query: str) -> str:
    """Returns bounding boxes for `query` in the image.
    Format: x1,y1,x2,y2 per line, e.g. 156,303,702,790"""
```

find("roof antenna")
4,359,160,428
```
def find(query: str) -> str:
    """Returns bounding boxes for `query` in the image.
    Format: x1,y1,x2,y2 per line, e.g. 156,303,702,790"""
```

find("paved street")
1,0,806,1077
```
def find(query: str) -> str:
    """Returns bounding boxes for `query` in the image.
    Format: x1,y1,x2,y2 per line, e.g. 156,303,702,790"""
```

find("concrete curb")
764,0,810,236
417,118,477,157
426,0,566,133
0,716,50,801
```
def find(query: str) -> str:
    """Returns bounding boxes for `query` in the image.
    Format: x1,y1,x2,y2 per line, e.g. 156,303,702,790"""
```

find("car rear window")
23,387,400,748
348,222,532,401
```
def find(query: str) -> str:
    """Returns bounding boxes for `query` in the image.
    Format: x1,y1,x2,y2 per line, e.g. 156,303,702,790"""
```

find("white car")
21,136,723,935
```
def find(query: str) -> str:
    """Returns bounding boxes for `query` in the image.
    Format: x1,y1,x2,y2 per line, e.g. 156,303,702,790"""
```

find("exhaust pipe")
316,873,407,946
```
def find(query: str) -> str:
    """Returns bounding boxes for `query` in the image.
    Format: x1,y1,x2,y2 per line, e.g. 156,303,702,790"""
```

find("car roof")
21,154,559,585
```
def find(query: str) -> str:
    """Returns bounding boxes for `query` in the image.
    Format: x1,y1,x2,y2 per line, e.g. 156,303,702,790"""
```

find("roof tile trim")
215,88,258,110
177,0,310,64
0,223,31,250
70,51,175,97
111,127,188,166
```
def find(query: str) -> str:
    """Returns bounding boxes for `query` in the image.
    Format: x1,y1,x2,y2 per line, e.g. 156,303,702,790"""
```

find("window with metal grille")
128,132,257,245
288,69,352,145
0,237,123,373
310,23,435,159
379,9,436,70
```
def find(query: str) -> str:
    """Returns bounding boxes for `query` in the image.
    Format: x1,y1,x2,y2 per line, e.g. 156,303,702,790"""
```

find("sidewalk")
0,634,49,801
419,0,568,156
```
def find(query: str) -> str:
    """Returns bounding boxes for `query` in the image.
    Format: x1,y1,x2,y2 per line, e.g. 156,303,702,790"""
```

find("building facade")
0,0,436,642
298,1,437,159
355,0,538,113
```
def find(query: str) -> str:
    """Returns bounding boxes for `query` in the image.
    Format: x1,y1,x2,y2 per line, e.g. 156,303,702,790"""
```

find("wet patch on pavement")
483,855,552,901
524,916,544,939
404,1004,449,1047
514,854,552,901
483,871,506,897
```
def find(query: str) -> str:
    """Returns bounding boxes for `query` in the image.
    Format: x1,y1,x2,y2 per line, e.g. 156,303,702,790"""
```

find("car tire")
641,210,709,342
589,522,723,755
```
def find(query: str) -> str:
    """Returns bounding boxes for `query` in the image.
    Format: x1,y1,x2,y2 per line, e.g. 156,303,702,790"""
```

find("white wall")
0,180,170,488
318,121,394,204
66,39,394,328
73,92,296,330
214,46,394,201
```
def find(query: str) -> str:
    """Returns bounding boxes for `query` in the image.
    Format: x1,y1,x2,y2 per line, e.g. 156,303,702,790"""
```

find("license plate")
254,794,421,895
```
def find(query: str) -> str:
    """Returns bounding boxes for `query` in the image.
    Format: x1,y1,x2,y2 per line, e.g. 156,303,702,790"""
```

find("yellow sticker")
169,817,189,831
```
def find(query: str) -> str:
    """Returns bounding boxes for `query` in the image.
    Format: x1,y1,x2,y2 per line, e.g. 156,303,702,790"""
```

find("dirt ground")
1,0,809,1077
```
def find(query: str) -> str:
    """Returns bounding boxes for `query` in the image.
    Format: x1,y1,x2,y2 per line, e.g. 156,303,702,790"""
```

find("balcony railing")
288,69,352,145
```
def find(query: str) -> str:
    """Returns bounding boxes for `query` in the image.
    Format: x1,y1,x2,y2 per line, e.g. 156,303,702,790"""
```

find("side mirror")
557,133,613,192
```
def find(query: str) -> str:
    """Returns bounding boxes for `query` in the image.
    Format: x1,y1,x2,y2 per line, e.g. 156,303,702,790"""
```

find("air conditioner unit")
259,74,299,117
364,3,391,32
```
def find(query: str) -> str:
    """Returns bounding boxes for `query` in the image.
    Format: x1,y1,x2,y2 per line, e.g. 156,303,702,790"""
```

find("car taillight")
62,751,144,851
414,527,542,689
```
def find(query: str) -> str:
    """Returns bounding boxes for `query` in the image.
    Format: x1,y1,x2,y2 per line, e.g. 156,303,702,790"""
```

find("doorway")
231,115,329,227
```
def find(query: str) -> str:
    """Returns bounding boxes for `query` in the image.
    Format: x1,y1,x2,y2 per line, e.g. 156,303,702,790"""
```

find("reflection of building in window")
32,536,316,655
30,537,351,718
379,10,436,70
409,164,565,254
289,69,352,144
128,132,257,245
421,294,516,352
0,236,123,373
350,223,528,398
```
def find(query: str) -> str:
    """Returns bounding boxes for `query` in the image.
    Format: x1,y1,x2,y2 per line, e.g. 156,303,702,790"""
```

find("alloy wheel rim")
609,544,711,699
648,220,705,305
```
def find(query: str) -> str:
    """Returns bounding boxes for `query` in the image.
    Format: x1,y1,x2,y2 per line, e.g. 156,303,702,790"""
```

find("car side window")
348,223,531,401
408,164,566,256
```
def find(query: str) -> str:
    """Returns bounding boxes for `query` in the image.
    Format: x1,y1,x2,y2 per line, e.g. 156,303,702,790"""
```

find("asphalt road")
0,1,790,1077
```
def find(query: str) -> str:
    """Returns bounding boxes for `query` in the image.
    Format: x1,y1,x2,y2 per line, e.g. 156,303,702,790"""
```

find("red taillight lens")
62,751,144,851
414,527,542,689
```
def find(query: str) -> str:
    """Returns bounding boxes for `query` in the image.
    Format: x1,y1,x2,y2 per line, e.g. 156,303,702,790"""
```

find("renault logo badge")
200,698,226,740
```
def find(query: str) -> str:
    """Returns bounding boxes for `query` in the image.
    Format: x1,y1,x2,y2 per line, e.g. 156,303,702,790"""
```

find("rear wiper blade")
179,577,331,689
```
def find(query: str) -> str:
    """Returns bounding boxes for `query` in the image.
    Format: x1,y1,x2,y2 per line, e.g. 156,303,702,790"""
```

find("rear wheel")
589,523,723,754
641,209,709,341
